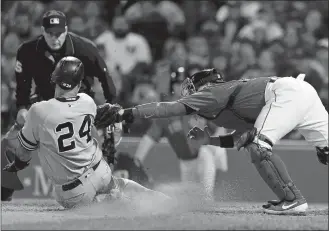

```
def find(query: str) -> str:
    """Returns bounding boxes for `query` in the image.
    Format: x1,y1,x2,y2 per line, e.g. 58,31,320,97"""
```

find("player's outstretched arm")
94,101,195,129
120,101,194,123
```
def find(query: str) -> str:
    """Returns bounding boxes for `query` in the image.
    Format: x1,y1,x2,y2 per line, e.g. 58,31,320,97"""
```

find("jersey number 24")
56,115,92,153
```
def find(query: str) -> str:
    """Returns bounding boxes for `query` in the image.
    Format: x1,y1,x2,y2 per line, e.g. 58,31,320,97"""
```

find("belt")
62,160,101,192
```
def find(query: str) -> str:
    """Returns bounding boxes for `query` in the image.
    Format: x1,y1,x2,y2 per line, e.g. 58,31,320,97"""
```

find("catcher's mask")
181,68,224,96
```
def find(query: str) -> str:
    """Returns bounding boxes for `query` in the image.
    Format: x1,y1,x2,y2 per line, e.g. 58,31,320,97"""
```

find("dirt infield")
2,196,328,230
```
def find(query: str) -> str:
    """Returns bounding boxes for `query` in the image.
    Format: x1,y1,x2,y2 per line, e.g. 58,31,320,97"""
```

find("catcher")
2,56,169,208
95,68,328,215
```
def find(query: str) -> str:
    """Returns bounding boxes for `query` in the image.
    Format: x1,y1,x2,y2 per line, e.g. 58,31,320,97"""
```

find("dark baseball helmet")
51,56,84,90
181,68,224,96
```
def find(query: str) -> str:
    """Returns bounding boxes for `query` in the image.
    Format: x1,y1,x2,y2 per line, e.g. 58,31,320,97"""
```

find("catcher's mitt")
94,103,122,129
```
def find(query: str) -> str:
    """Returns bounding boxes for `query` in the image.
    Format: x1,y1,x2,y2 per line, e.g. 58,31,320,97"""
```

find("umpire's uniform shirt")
15,32,117,109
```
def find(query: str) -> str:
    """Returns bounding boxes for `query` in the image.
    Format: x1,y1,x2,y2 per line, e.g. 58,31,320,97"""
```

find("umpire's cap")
51,56,84,90
42,10,67,33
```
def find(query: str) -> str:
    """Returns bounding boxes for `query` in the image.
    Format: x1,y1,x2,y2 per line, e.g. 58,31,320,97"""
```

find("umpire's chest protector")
199,78,270,131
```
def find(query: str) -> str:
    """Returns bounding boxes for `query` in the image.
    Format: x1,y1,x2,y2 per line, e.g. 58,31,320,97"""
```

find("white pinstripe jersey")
18,93,102,185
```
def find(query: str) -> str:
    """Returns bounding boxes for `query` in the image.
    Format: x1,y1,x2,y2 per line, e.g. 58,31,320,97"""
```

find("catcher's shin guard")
246,143,304,201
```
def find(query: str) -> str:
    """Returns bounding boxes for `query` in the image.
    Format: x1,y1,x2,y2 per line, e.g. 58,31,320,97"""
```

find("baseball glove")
94,103,122,129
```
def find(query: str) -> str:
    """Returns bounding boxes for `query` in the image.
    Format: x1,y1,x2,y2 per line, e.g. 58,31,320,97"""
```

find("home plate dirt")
2,183,328,230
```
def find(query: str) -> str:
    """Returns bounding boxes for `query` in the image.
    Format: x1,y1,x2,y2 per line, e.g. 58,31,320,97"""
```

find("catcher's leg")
249,77,310,214
295,81,328,165
245,142,304,202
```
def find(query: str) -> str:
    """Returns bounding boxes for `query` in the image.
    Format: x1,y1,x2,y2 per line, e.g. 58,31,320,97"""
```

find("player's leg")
94,158,169,202
295,80,328,164
249,77,311,214
112,177,170,202
53,160,105,209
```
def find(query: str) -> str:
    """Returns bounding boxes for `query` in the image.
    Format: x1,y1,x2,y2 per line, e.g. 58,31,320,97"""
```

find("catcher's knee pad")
246,142,302,201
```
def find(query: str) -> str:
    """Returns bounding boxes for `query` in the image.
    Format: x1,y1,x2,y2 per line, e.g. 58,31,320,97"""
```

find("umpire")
2,10,117,201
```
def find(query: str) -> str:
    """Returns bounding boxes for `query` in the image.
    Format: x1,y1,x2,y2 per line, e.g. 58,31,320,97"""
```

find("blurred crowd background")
1,0,328,139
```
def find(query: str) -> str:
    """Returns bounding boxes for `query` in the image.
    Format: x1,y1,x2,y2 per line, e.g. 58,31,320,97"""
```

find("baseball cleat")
262,199,282,209
263,198,308,215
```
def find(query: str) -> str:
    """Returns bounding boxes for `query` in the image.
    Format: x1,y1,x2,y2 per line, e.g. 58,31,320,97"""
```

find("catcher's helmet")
51,56,84,90
181,68,224,96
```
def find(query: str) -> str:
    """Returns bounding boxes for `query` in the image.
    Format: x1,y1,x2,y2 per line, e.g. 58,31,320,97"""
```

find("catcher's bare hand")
187,126,211,145
94,103,123,129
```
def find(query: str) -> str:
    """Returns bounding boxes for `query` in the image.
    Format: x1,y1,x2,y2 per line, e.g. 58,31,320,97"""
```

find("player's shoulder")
28,100,50,118
77,93,96,105
17,35,43,54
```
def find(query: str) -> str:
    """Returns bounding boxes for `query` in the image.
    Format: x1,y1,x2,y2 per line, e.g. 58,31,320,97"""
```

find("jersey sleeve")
146,120,164,142
177,88,219,113
17,104,40,151
15,44,33,108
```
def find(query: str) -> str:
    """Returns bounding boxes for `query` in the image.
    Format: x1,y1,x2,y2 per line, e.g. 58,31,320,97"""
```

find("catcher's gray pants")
54,158,113,209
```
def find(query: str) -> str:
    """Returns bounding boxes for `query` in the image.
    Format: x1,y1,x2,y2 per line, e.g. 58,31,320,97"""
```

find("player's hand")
94,103,123,129
187,126,211,144
16,108,28,126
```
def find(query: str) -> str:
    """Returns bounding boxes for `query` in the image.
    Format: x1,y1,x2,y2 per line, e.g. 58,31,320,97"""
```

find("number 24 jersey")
18,93,102,185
